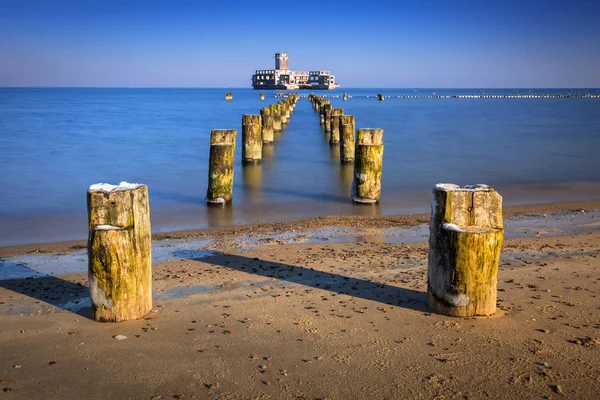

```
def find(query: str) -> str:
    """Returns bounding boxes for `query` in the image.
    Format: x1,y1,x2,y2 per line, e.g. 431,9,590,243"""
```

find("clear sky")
1,0,599,88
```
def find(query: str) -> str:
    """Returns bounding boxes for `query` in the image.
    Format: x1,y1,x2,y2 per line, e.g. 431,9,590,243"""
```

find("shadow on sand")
177,250,429,312
0,261,92,319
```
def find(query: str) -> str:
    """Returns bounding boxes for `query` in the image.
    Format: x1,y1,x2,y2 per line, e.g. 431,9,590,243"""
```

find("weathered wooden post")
260,92,265,100
323,104,332,132
206,129,236,204
242,115,262,164
284,100,291,118
343,92,348,101
87,182,152,322
271,104,282,131
330,108,344,144
352,129,383,204
340,115,355,163
279,102,288,125
260,108,274,144
319,101,327,124
428,184,503,317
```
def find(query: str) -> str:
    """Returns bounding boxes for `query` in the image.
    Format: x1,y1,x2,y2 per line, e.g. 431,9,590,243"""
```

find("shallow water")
1,88,599,246
2,210,597,281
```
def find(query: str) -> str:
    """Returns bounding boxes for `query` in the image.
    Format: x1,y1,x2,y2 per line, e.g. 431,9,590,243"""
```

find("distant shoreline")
1,86,600,90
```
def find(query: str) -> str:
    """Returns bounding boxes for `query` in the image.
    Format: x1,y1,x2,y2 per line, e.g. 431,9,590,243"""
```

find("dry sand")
1,201,599,399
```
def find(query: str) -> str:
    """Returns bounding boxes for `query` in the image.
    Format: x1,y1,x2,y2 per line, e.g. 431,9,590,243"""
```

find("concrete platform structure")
252,53,339,90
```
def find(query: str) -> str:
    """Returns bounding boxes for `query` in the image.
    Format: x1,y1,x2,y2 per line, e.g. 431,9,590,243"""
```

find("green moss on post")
428,184,504,317
260,108,274,144
87,183,152,322
340,115,355,163
330,108,344,144
352,129,384,204
242,114,262,164
206,129,236,204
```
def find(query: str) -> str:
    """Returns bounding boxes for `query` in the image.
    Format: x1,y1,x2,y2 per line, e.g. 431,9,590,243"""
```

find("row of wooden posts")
206,94,300,204
85,96,503,323
308,94,384,204
86,183,502,321
86,183,503,322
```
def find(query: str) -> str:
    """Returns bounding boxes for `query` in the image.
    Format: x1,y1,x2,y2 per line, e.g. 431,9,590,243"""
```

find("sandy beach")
1,200,599,399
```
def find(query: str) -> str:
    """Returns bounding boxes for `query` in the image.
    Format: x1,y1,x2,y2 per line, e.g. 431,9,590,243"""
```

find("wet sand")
1,201,600,399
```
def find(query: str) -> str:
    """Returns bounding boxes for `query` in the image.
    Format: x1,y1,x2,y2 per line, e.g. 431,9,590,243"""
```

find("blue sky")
1,0,599,88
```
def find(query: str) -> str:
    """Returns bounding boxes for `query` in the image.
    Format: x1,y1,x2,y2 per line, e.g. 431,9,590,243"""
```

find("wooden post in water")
428,184,503,317
87,182,152,322
352,129,383,203
271,104,282,131
260,92,265,100
279,102,288,125
225,91,233,100
330,108,344,144
340,115,355,163
260,108,274,144
323,104,332,132
206,129,236,204
319,101,327,125
343,92,348,101
242,114,262,164
284,100,291,118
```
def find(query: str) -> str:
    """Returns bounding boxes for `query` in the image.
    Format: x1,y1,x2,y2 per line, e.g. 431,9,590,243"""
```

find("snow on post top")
89,182,144,193
434,183,491,192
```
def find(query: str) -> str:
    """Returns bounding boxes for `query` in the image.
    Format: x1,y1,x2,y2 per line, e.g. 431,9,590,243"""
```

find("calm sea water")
1,88,599,246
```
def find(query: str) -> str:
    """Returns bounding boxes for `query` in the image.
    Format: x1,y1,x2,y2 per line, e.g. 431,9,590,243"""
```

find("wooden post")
285,100,291,117
87,182,152,322
260,92,265,100
319,101,327,124
206,129,236,204
271,104,282,131
260,108,274,144
330,108,344,144
340,115,355,163
427,184,503,317
279,102,288,125
242,114,262,164
352,129,383,203
343,92,348,101
323,104,332,132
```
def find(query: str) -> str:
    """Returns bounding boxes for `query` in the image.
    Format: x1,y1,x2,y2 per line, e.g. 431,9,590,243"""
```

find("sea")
1,88,599,246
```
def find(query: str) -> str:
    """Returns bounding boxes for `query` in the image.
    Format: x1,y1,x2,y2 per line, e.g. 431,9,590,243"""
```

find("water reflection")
242,163,263,191
338,162,354,195
206,203,234,228
329,143,340,161
262,143,274,160
352,202,382,216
